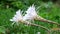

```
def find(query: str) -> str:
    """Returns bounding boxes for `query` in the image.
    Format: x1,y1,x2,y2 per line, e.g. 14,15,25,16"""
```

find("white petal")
23,5,37,20
10,9,23,22
23,14,33,20
27,5,37,16
26,5,36,13
16,10,22,16
12,17,18,22
16,10,20,14
10,19,13,21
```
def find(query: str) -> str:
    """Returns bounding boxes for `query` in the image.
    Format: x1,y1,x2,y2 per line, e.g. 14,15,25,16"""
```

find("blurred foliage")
0,0,60,34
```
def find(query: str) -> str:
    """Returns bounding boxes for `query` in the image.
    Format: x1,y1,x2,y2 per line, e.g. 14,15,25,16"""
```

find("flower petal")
23,5,37,20
10,10,23,22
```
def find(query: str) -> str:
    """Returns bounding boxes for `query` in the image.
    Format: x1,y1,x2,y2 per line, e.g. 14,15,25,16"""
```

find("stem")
51,28,60,31
21,21,50,32
36,16,60,26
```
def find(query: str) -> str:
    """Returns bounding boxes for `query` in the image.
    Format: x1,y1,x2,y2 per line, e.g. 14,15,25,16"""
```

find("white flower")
23,5,37,20
10,10,23,22
10,5,37,24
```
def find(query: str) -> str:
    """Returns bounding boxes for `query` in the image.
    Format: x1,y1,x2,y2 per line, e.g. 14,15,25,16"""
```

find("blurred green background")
0,0,60,34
